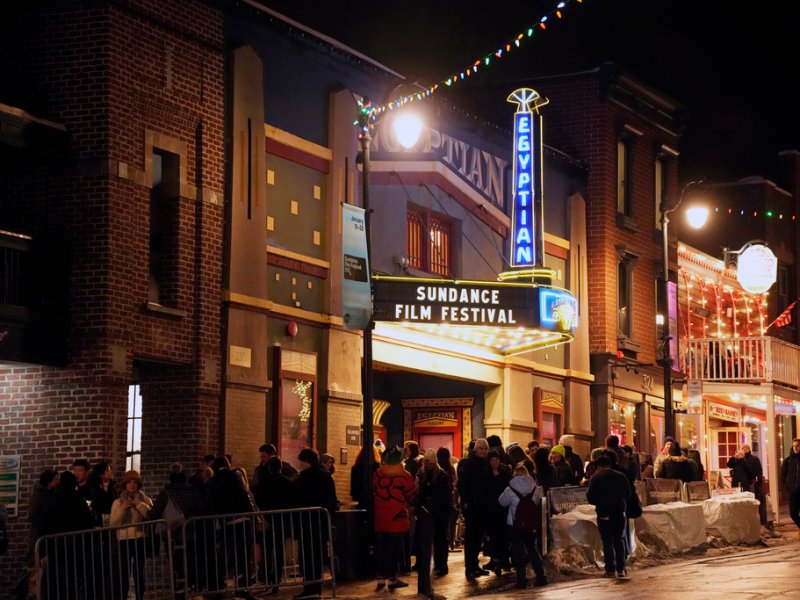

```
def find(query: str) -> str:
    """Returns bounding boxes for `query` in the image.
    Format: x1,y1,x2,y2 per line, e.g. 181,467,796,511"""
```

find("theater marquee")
373,276,577,355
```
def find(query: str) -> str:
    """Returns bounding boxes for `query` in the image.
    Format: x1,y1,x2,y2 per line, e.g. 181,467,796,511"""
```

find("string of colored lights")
357,0,585,125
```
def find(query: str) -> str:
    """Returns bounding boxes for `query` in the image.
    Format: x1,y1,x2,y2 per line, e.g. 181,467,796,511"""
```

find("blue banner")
342,204,372,330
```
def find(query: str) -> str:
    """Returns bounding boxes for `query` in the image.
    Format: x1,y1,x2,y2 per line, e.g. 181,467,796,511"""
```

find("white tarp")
549,504,637,566
634,502,705,552
703,492,761,544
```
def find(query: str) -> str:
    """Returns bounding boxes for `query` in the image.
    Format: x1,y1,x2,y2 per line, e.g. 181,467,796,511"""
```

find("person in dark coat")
413,449,452,594
292,448,339,600
255,456,295,589
586,455,632,578
149,463,214,598
507,445,535,476
350,446,381,510
457,438,492,579
687,449,705,482
206,455,258,600
550,446,575,486
727,449,752,490
780,437,800,537
559,435,586,483
41,471,97,600
659,443,695,482
532,447,557,494
742,445,768,526
88,461,116,526
485,449,512,574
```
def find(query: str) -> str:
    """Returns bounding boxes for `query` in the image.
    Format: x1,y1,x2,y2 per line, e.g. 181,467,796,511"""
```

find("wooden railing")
681,336,800,389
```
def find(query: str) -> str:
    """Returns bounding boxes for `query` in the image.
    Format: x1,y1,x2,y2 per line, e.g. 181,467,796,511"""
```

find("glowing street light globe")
686,206,709,229
394,113,423,149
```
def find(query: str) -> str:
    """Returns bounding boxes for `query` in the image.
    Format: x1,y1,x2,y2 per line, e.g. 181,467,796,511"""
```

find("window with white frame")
126,384,143,472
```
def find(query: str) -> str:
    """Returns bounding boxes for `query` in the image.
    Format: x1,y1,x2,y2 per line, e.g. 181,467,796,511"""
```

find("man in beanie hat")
373,446,416,591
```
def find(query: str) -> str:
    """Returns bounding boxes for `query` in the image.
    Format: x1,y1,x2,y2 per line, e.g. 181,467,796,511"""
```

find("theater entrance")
402,398,474,460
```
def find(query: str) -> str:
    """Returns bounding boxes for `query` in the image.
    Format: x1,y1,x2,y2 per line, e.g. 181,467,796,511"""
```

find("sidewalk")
271,509,800,600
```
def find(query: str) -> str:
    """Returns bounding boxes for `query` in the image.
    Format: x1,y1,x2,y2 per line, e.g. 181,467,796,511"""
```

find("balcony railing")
681,336,800,389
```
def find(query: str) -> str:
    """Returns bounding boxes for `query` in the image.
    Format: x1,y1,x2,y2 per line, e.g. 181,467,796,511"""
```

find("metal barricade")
180,507,337,598
34,519,173,600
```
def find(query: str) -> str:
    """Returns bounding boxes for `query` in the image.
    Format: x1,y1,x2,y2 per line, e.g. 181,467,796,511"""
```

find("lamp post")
660,180,707,441
356,98,422,495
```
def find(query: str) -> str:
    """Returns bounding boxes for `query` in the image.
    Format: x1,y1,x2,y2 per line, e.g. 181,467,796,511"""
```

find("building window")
149,149,180,306
778,264,790,316
616,138,632,216
655,156,668,230
406,206,454,277
618,255,634,338
126,384,143,472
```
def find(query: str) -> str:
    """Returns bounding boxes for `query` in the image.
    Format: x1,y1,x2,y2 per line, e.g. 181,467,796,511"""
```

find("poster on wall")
0,455,21,517
342,203,372,330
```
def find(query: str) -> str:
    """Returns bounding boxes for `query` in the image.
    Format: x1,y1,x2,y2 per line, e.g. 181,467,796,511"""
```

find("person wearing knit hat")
423,448,437,464
373,445,416,591
110,470,153,600
549,445,576,486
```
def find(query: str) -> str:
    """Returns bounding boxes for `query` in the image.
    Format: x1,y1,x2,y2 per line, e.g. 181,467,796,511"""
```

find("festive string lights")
358,0,586,123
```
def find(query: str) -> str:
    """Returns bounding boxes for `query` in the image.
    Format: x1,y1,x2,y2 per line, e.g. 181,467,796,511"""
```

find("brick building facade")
0,1,225,591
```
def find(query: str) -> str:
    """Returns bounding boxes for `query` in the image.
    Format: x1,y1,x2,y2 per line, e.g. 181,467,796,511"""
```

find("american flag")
771,299,798,328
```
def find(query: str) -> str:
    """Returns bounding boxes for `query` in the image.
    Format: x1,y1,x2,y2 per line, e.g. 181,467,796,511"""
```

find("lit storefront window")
610,400,637,447
279,377,314,470
676,413,699,449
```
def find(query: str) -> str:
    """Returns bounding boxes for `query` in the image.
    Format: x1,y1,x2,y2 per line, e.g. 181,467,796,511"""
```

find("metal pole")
661,206,674,440
359,123,374,494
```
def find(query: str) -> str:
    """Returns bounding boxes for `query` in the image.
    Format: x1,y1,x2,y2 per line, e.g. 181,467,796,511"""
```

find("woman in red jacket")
373,445,417,591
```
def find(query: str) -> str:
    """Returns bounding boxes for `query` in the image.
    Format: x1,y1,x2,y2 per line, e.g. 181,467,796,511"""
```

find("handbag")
162,492,186,532
627,490,643,519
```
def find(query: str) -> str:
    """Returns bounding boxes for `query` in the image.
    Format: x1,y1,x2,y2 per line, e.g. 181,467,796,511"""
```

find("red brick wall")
0,1,224,594
538,72,680,363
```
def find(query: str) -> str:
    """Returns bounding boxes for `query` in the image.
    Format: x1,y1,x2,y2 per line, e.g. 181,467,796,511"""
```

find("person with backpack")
497,464,548,589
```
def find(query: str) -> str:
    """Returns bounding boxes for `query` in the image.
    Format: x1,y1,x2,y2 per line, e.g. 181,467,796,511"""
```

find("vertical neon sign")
507,88,547,268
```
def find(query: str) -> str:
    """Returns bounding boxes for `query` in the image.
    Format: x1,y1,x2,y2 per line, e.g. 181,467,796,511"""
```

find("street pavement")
279,518,800,600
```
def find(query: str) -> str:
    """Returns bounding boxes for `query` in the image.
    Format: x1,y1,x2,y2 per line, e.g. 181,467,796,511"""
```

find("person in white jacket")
497,464,548,589
110,470,153,600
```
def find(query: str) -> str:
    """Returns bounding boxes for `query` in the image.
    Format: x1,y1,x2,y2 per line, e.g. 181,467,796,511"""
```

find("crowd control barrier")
34,519,173,600
33,507,337,599
178,507,337,598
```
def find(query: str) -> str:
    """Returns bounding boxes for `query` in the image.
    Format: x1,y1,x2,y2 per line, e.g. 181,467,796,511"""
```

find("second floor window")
617,138,632,216
407,206,453,277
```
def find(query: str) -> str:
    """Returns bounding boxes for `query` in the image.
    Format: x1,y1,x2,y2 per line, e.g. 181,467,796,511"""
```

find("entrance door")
418,432,455,455
710,427,742,488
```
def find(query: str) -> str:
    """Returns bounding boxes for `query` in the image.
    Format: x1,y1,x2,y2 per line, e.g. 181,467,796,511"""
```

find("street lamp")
660,180,708,441
356,98,422,493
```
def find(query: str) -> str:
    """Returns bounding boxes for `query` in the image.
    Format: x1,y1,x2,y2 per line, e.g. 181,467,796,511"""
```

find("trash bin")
333,509,375,580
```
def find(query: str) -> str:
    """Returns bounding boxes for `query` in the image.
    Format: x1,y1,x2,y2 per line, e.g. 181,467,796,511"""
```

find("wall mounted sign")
0,455,21,517
736,244,777,294
507,88,546,268
708,401,740,422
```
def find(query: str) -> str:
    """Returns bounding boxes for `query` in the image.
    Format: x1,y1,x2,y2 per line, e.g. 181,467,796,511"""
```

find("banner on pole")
342,204,372,330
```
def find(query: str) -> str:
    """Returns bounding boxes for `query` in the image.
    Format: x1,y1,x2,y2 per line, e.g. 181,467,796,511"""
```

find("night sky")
256,0,799,186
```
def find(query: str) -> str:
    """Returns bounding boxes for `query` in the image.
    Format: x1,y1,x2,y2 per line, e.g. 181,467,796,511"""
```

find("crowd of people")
14,432,800,599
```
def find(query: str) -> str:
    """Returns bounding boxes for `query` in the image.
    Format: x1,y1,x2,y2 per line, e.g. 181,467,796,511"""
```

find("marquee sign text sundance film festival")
508,88,546,268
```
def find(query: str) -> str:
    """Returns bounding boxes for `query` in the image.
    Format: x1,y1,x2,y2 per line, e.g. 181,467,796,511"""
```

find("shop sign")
686,379,703,415
708,401,740,422
737,244,777,294
345,425,360,446
540,289,578,331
